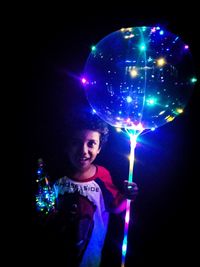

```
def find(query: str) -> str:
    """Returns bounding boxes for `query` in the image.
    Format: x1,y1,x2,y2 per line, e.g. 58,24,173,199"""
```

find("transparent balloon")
82,26,196,130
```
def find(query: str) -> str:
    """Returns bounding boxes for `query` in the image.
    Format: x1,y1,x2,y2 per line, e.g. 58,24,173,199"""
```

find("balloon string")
121,133,137,267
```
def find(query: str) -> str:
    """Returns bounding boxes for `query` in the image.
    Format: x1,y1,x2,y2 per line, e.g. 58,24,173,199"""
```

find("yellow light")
176,108,184,114
116,127,122,132
121,27,132,32
165,115,175,122
130,69,138,77
157,57,166,67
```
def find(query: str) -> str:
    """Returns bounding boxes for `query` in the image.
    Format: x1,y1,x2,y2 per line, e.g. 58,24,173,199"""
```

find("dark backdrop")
18,6,199,267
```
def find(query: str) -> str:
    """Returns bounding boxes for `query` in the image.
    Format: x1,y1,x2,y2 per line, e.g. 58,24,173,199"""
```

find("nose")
80,142,88,155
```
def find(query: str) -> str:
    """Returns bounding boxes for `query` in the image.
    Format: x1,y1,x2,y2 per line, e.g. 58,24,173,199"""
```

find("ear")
97,146,102,154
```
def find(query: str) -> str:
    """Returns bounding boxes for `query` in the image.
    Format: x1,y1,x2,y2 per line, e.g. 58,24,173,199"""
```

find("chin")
77,164,90,171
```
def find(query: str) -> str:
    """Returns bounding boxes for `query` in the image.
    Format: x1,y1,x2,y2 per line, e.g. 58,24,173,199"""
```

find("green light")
139,43,146,51
190,77,197,83
91,45,96,52
146,97,157,106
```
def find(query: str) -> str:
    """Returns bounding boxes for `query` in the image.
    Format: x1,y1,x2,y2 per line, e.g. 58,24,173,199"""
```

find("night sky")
20,6,199,266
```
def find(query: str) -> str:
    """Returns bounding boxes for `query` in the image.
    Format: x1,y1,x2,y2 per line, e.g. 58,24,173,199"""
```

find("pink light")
125,209,130,223
121,199,131,266
81,77,87,84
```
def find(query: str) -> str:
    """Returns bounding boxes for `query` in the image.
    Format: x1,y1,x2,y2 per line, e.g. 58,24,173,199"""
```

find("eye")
71,138,81,146
88,140,97,148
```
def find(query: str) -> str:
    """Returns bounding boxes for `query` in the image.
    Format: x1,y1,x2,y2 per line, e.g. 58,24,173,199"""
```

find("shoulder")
95,165,114,186
96,165,111,177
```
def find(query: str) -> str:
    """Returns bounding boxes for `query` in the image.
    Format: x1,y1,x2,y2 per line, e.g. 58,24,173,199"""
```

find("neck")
70,164,96,181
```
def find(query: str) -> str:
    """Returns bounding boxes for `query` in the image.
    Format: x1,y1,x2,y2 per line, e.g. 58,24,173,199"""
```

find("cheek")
66,146,77,157
92,148,101,157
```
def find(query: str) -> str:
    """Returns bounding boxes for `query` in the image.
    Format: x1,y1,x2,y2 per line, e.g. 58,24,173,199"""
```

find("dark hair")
65,108,109,147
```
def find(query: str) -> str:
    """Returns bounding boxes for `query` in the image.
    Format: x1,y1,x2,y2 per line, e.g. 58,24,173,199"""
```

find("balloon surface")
83,26,196,130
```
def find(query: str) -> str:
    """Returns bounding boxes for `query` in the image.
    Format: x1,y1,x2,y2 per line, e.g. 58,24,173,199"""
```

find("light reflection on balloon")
82,26,196,130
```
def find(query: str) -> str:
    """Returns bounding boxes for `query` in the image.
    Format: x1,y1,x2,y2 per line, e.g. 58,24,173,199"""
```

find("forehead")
73,129,100,141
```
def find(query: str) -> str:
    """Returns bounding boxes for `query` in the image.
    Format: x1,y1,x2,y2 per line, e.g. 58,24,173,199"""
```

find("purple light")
81,77,87,84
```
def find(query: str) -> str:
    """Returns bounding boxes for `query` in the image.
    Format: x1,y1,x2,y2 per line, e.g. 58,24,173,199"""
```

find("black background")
18,4,199,267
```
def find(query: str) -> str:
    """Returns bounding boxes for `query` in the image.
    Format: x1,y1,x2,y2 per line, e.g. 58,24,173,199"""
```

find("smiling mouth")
79,157,90,163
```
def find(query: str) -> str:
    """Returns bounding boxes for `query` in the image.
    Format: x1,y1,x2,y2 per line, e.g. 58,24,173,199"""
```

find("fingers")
124,181,139,200
124,180,138,189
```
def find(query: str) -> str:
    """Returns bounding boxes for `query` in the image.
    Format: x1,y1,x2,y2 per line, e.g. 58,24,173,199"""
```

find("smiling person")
35,107,139,267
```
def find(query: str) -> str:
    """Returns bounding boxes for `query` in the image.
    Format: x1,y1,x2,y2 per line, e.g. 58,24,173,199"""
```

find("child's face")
67,129,101,172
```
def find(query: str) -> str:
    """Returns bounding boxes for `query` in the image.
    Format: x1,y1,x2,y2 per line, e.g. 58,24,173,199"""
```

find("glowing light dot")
140,44,146,51
176,108,183,114
130,69,138,77
124,34,134,39
165,115,175,122
126,96,132,103
81,78,87,84
190,77,197,83
116,127,122,132
151,27,156,32
146,98,156,105
157,57,166,67
159,110,165,115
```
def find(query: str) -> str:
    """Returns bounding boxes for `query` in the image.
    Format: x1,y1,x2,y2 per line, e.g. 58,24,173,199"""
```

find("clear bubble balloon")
82,26,196,130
